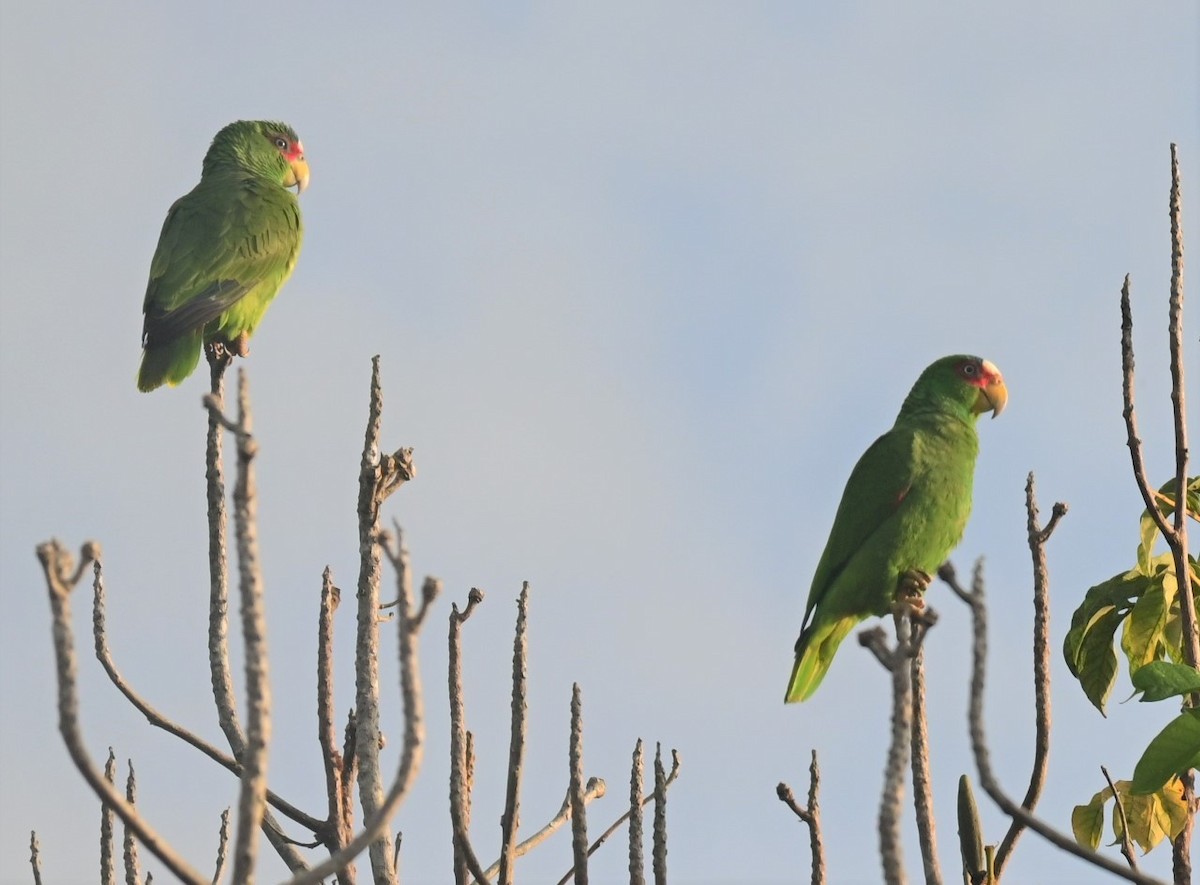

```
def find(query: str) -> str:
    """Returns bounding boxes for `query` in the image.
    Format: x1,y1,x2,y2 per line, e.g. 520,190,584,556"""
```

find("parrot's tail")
784,615,859,703
137,332,204,392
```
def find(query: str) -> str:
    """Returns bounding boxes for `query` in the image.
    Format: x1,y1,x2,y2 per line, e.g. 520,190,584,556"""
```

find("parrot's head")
902,354,1008,423
203,120,309,194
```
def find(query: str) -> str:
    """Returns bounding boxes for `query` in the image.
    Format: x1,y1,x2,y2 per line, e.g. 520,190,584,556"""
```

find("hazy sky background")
1,3,1196,883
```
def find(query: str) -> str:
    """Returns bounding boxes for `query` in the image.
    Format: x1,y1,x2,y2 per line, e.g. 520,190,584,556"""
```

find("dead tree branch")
36,540,206,884
775,749,825,885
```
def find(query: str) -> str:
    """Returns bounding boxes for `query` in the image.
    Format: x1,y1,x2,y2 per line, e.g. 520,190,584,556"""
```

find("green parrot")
137,120,309,392
784,354,1008,703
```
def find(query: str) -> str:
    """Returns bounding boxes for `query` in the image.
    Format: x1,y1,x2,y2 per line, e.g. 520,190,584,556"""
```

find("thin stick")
352,355,393,879
880,616,913,885
36,540,206,884
1101,766,1139,872
449,590,491,885
201,360,308,872
492,778,607,885
569,684,590,884
630,740,646,885
499,584,530,885
212,808,231,885
652,742,668,885
993,476,1064,876
556,747,681,885
102,749,117,885
288,529,435,885
909,649,940,885
207,373,271,883
315,567,353,882
29,831,43,885
940,560,1168,885
775,749,826,885
124,761,142,885
90,556,321,833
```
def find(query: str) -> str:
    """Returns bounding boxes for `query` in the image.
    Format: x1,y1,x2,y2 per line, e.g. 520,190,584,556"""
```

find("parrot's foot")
229,332,251,358
892,568,932,617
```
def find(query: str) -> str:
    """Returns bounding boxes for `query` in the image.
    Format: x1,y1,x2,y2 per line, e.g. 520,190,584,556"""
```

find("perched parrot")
137,120,309,392
784,354,1007,703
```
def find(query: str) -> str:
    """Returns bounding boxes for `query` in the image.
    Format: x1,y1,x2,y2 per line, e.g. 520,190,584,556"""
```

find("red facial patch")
284,140,305,162
955,358,991,387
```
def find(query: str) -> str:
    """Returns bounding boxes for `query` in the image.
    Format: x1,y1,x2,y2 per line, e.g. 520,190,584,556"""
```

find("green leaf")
1074,608,1124,714
1131,661,1200,702
1121,580,1168,670
1071,786,1110,851
1131,709,1200,794
1118,777,1189,853
1138,476,1200,573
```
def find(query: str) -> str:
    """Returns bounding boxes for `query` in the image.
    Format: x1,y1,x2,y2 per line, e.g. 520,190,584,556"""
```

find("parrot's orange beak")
284,156,310,194
973,360,1007,418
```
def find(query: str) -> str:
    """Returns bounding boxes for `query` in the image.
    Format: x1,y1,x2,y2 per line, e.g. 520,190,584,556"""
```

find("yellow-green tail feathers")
784,615,859,703
137,332,203,392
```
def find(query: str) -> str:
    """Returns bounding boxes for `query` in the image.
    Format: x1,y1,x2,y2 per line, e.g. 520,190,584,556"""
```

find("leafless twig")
211,808,231,885
992,475,1064,877
1101,766,1140,872
102,749,117,885
652,742,668,885
557,744,680,885
776,749,825,885
289,514,436,885
124,761,142,885
910,643,941,885
630,740,646,885
569,683,590,884
492,777,606,885
449,589,491,885
90,557,321,835
36,540,206,884
29,831,43,885
499,584,530,885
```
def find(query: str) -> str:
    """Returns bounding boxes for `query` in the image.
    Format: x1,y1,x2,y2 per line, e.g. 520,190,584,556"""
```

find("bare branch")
124,761,141,885
879,615,913,885
288,518,435,885
630,740,646,885
951,559,1169,885
103,749,117,885
449,589,491,885
352,355,398,879
29,831,43,885
499,584,530,885
775,749,825,885
487,777,605,885
200,363,309,872
90,556,322,834
1101,766,1139,872
993,474,1064,876
652,742,668,885
36,540,206,884
556,746,681,885
203,358,241,755
910,645,941,885
210,371,273,883
212,808,231,885
570,684,590,885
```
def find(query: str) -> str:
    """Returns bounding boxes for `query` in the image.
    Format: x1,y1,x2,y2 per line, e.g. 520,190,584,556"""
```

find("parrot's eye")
273,137,289,150
961,363,978,377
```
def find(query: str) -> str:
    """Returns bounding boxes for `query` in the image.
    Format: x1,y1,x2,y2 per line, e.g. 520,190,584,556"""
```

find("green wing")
138,174,301,390
785,427,918,702
799,427,918,632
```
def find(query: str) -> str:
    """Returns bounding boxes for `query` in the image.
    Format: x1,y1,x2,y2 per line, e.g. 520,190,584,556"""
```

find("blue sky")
1,3,1196,882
